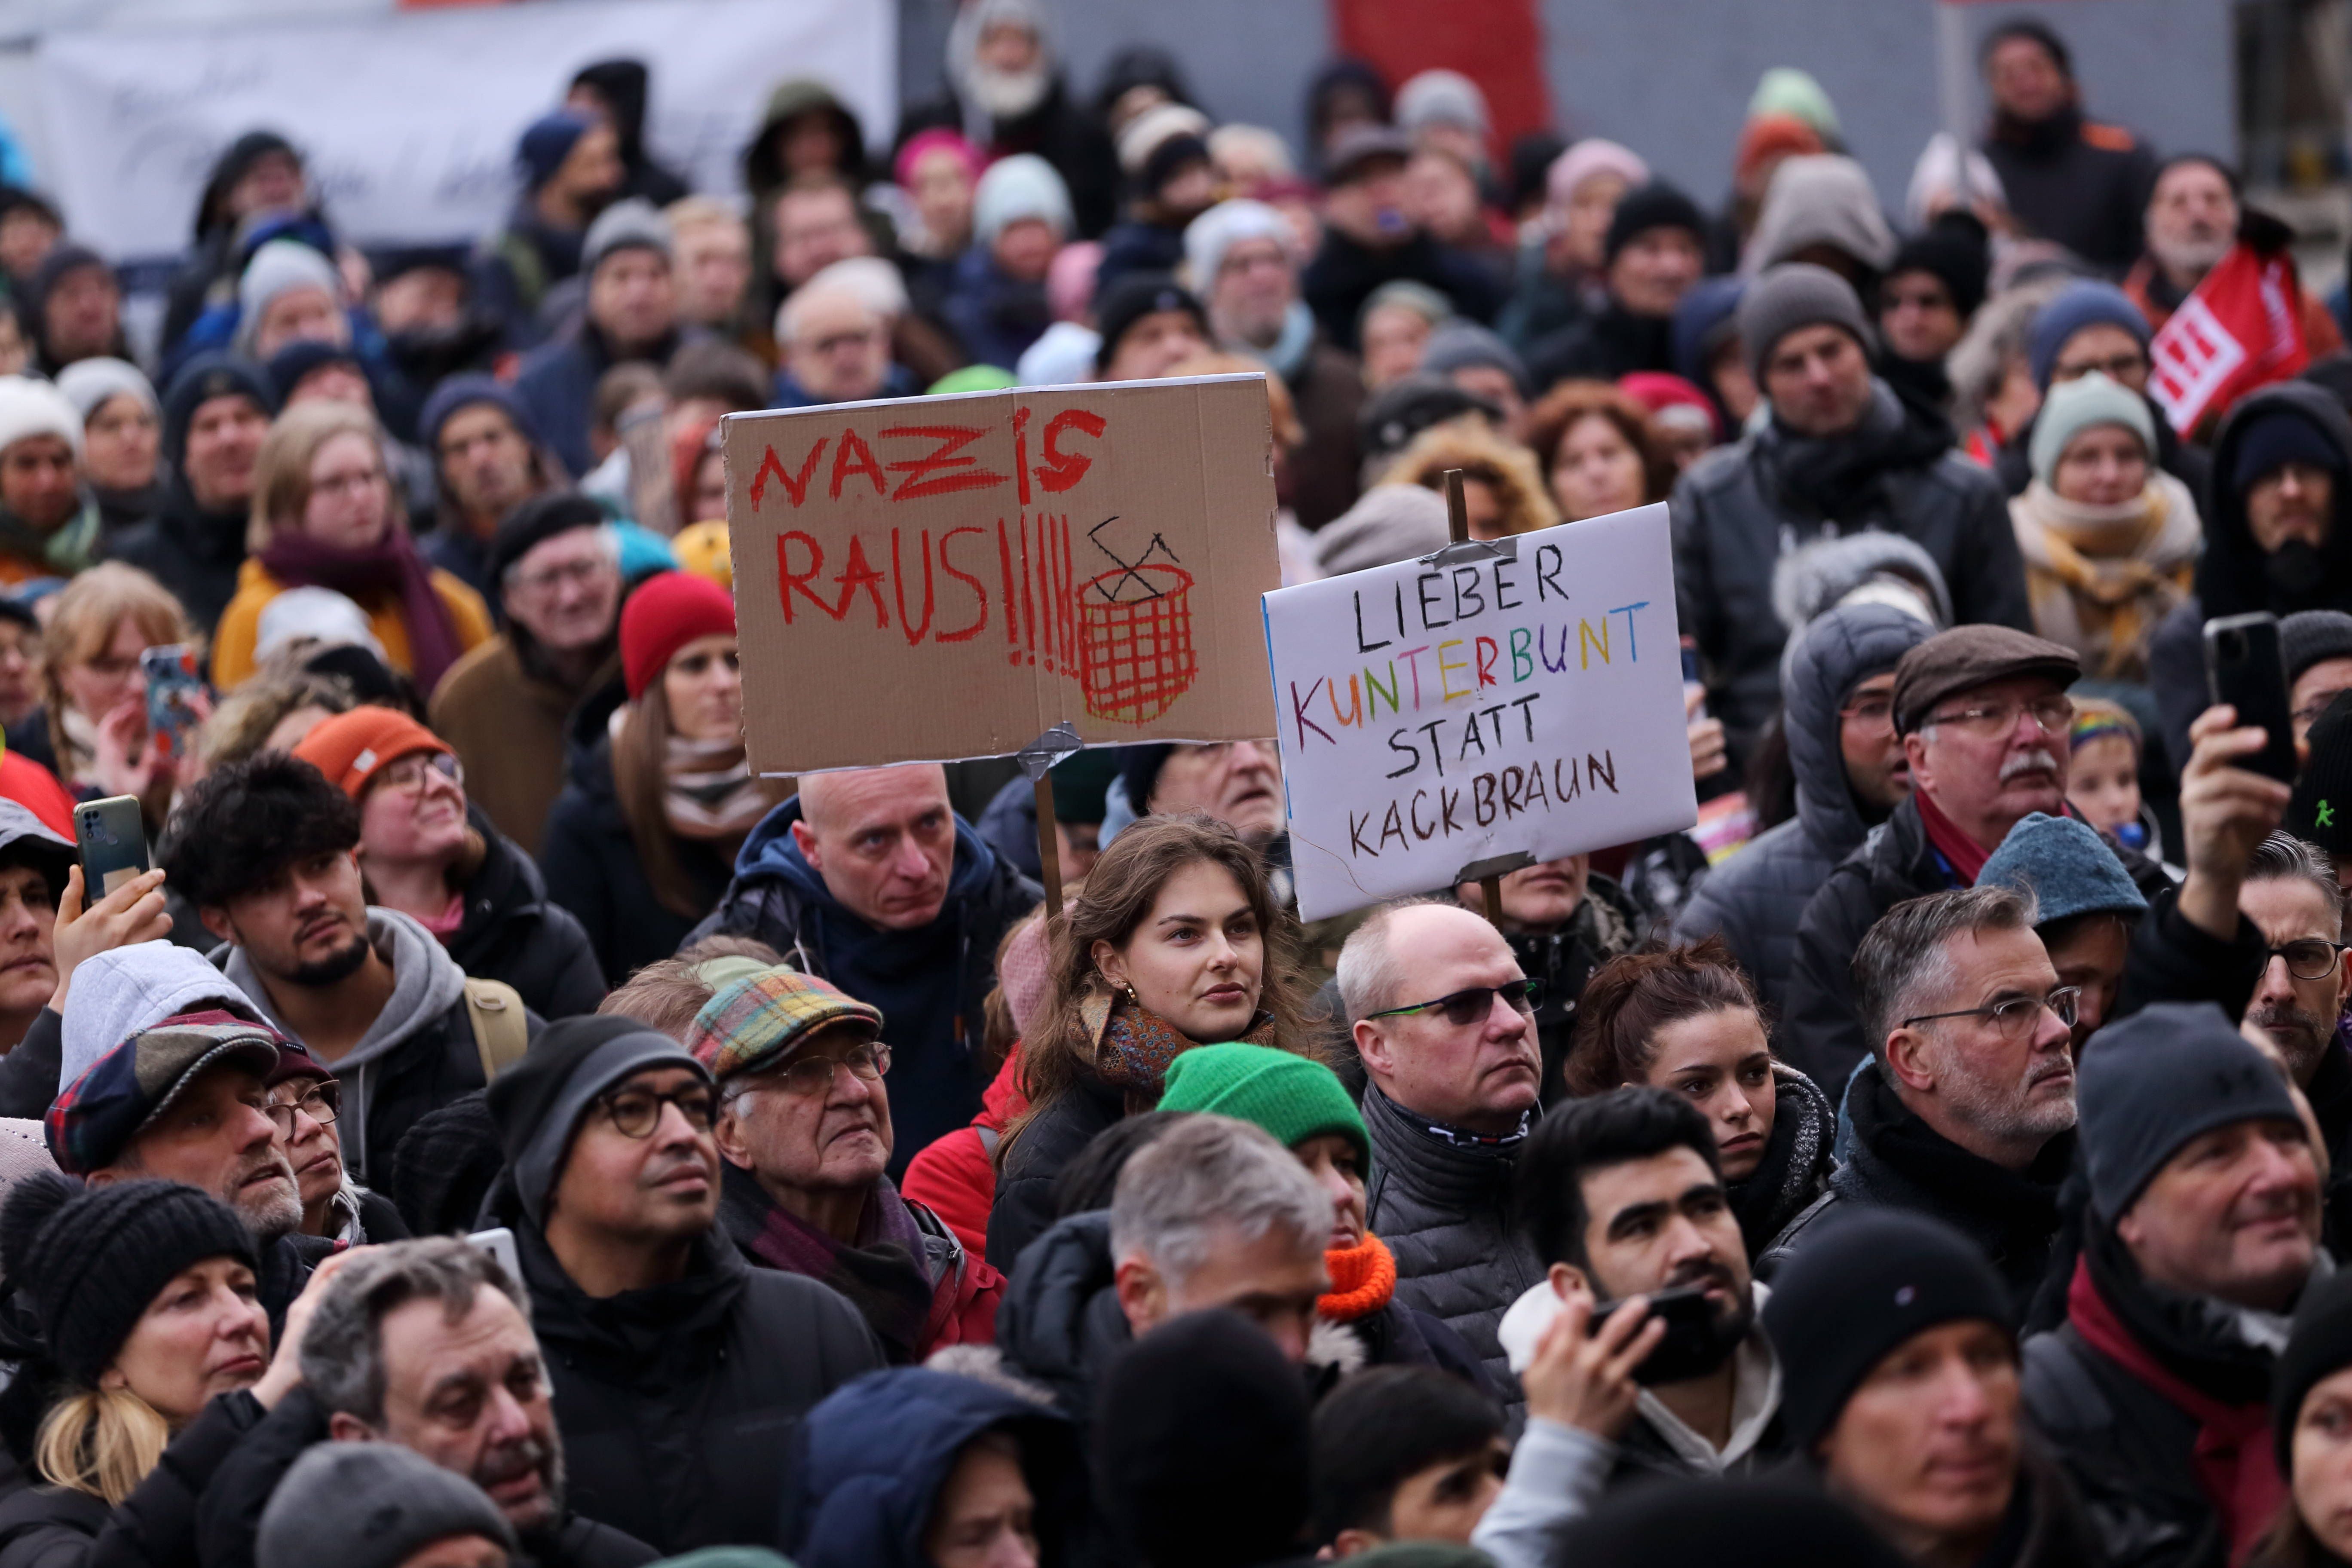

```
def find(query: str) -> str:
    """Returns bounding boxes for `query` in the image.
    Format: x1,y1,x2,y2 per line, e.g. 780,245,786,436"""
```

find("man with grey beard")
1784,625,2171,1085
1761,885,2082,1305
2236,833,2352,1168
195,1238,658,1568
2123,154,2346,357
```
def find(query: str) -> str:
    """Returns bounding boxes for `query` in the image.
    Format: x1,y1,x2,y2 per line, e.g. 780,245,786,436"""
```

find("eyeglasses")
1903,985,2080,1036
2052,351,2149,383
2265,940,2351,981
756,1041,893,1099
1366,979,1544,1026
1924,697,2075,739
509,554,616,597
1839,695,1896,731
599,1082,717,1139
377,752,463,794
262,1080,340,1135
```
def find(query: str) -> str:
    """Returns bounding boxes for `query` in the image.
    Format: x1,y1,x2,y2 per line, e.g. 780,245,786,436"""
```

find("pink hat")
894,128,983,190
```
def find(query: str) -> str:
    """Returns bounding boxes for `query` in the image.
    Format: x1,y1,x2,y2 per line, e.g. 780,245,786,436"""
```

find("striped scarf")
662,733,772,842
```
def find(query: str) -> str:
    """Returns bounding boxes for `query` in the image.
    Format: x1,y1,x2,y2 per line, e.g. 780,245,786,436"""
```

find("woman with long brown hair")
542,571,786,987
1565,937,1833,1260
984,812,1316,1270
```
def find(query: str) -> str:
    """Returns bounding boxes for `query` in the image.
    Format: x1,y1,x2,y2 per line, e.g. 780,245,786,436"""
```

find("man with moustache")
1785,625,2168,1085
161,753,544,1186
195,1239,657,1568
1470,1089,1788,1567
1763,887,2084,1307
477,1016,882,1554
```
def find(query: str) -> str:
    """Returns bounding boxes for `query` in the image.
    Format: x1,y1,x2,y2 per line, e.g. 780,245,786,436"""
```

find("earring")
1121,981,1139,1006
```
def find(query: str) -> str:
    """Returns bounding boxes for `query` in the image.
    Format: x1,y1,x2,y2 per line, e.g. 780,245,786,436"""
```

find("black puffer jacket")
2148,383,2352,768
448,808,606,1019
1669,379,2032,755
0,1391,263,1568
992,1210,1131,1429
989,1074,1122,1274
193,1387,656,1568
539,699,735,989
1360,1084,1542,1401
485,1178,883,1555
1675,603,1931,1013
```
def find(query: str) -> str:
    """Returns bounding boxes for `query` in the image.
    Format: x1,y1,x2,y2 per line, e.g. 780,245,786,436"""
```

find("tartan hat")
684,968,884,1081
47,1010,288,1175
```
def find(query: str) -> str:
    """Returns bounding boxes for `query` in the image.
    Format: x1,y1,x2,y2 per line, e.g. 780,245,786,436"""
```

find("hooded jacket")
2149,383,2352,769
539,690,734,988
573,61,690,209
1669,380,2032,757
106,355,278,639
1360,1082,1544,1399
687,799,1043,1173
1676,604,1930,1011
481,1173,882,1556
785,1369,1076,1568
444,809,606,1020
220,908,539,1184
192,1387,656,1568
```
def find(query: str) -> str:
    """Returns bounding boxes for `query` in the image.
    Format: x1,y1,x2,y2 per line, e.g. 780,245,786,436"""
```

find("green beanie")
1158,1044,1368,1164
927,366,1018,395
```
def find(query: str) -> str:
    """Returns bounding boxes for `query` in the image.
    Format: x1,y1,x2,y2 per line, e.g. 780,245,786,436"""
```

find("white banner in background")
34,0,895,260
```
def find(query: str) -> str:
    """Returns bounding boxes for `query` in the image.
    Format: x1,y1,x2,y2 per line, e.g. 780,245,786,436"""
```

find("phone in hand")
1586,1285,1725,1385
72,795,149,897
2204,612,2301,783
140,644,205,760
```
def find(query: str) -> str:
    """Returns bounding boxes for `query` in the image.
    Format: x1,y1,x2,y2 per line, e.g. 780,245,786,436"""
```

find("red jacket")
902,1048,1028,1259
916,1197,1007,1353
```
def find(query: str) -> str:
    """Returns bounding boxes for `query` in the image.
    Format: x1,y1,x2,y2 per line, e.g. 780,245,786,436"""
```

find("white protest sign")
1263,503,1698,922
32,0,894,261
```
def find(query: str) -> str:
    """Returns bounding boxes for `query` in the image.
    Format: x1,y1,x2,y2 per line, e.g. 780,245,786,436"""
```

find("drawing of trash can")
1078,564,1199,723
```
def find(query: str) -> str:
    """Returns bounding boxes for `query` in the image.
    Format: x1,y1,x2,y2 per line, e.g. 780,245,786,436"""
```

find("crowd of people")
0,5,2347,1568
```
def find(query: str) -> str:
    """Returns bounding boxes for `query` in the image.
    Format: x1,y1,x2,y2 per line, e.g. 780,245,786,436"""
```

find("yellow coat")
211,555,494,693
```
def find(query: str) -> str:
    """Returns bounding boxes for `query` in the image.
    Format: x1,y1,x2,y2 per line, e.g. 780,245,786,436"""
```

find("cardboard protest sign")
724,375,1281,775
1263,503,1698,922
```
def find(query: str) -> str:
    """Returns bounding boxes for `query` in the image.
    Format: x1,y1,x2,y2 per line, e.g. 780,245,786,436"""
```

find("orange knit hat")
291,706,449,799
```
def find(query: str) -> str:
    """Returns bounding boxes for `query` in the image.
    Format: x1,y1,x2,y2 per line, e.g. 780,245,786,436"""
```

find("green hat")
1158,1044,1367,1165
1748,67,1842,138
927,366,1018,395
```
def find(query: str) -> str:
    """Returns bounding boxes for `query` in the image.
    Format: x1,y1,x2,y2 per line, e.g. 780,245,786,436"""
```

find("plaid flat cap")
684,969,885,1080
48,1010,288,1175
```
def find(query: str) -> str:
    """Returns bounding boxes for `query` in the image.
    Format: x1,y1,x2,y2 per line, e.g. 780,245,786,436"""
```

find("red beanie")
622,571,737,701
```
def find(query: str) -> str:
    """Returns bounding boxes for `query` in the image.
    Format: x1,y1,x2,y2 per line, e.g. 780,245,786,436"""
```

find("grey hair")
1853,884,2039,1053
2245,831,2345,936
299,1237,530,1427
1109,1115,1329,1286
1335,896,1453,1023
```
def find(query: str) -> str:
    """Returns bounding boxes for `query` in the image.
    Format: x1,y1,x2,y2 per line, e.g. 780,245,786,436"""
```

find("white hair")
1109,1116,1328,1286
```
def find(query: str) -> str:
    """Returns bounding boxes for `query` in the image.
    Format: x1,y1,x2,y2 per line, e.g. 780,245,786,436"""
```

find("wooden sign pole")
1442,469,1507,932
1034,771,1065,919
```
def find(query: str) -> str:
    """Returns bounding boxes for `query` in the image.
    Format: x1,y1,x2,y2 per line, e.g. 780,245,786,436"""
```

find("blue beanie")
2231,407,2346,493
518,111,595,193
419,373,541,453
1979,812,2147,926
2027,281,2151,391
2077,1001,2303,1221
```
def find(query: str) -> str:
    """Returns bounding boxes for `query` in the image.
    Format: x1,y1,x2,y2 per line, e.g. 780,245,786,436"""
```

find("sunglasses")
1366,978,1544,1026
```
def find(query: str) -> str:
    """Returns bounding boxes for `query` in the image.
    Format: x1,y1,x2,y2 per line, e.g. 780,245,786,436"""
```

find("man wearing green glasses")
686,962,1003,1364
1786,623,2169,1087
481,1014,881,1555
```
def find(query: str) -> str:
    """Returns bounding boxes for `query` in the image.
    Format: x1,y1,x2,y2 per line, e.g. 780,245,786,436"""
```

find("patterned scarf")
1321,1233,1397,1322
2009,475,2199,682
719,1162,935,1364
1084,989,1279,1112
661,733,772,842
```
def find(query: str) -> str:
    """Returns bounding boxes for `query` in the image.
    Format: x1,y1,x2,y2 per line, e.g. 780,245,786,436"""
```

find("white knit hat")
1182,199,1292,296
53,357,157,424
0,375,82,459
974,153,1074,246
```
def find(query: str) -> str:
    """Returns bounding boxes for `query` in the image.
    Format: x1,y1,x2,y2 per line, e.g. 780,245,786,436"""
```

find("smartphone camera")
2216,627,2248,663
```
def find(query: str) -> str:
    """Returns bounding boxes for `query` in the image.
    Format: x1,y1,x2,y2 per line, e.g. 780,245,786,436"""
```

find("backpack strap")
462,979,530,1084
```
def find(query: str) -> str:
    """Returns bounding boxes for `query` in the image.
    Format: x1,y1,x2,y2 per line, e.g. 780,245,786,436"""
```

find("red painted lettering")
751,440,826,509
1011,407,1033,506
1032,409,1105,493
890,528,935,644
832,535,890,627
1476,636,1499,689
934,526,989,643
775,532,839,623
881,425,1007,501
828,429,888,499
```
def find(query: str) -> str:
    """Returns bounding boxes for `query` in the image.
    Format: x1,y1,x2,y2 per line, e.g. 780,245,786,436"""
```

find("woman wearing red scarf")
1158,1041,1497,1396
210,401,491,692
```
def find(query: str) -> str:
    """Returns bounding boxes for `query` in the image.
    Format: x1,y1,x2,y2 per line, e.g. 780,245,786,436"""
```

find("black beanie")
1556,1478,1910,1568
2291,689,2352,859
1604,181,1707,266
484,1015,703,1228
2076,1001,2303,1222
2276,1266,2352,1474
2282,609,2352,691
0,1172,257,1385
1118,743,1175,817
1094,1310,1312,1568
488,491,609,589
1760,1210,2013,1449
1094,275,1209,374
1886,224,1990,319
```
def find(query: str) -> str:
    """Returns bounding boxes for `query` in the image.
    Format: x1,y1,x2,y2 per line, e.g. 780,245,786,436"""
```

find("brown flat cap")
1891,624,2081,735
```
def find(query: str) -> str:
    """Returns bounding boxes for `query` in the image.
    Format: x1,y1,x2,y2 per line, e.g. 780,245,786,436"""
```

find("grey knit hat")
583,197,672,275
2282,610,2352,691
259,1442,519,1568
1738,262,1874,381
1979,812,2148,927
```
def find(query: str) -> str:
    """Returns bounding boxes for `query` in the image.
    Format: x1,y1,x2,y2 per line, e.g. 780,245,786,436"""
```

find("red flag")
2148,240,2311,434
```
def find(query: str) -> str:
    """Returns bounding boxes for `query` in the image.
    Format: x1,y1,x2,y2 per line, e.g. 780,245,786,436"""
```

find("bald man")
774,282,895,408
689,764,1041,1173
